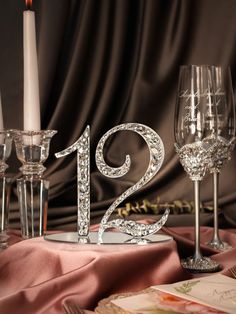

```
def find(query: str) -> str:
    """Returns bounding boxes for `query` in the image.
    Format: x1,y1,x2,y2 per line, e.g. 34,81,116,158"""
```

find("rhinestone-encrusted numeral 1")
55,126,90,242
95,123,169,244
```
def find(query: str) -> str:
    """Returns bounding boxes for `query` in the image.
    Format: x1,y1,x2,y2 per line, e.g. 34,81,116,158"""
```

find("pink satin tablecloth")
0,226,235,313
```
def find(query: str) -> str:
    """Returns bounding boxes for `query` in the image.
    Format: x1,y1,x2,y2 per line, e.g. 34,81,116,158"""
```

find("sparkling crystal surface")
181,256,221,273
205,135,236,173
13,130,57,178
175,141,212,181
55,126,90,238
95,123,168,243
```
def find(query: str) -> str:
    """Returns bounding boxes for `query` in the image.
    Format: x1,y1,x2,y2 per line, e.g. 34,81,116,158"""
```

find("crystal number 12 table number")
50,123,170,245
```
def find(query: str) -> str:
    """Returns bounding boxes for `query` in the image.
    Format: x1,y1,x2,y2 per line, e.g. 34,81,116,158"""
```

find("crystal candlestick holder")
0,130,13,249
13,130,57,238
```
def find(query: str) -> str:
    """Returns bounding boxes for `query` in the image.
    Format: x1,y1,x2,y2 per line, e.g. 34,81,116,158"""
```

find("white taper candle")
23,2,41,131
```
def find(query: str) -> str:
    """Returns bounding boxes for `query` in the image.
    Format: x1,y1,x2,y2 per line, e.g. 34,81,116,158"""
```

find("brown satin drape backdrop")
0,0,236,230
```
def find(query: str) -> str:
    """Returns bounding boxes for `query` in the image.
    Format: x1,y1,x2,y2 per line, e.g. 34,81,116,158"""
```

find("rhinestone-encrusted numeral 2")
96,123,169,244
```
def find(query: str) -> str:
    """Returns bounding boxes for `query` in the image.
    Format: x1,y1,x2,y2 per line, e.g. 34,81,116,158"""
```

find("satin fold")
0,227,235,313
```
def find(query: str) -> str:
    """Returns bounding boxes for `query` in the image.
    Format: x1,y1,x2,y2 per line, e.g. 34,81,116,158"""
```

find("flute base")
181,256,221,273
206,239,232,251
44,231,173,245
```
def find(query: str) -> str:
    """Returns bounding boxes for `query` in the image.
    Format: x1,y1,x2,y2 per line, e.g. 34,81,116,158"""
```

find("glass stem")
193,180,202,259
212,171,221,242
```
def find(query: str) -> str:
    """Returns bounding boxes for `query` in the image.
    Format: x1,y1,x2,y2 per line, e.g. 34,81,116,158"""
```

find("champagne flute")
174,65,221,272
207,66,235,250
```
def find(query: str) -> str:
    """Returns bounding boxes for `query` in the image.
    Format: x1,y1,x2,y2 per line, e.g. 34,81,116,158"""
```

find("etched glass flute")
175,65,221,272
206,66,235,250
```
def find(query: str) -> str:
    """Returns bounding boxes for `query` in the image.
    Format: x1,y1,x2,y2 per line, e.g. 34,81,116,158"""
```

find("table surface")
0,226,236,314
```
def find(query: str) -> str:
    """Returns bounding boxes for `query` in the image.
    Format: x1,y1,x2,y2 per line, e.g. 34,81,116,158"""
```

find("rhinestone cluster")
207,136,236,173
55,126,90,238
103,208,170,239
175,142,212,181
175,135,236,180
95,123,168,243
181,256,220,272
